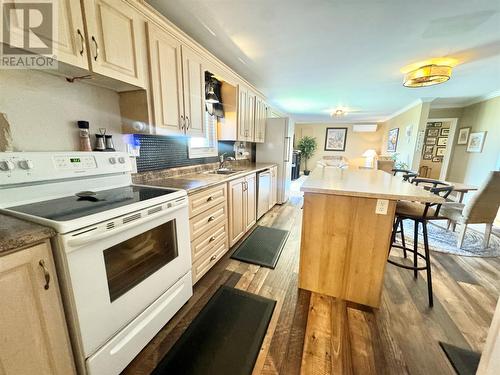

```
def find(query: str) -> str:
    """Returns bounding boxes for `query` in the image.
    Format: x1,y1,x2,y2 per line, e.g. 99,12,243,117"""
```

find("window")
188,111,218,158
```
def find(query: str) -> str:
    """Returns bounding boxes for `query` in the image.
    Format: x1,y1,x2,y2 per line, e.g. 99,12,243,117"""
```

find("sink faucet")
219,153,235,169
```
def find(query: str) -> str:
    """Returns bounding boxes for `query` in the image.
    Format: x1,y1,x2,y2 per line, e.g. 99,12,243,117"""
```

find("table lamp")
362,149,378,168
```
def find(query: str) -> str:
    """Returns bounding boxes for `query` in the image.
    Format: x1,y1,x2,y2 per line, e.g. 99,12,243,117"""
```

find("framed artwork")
324,127,348,151
387,128,399,152
432,157,442,162
437,137,448,146
440,128,450,136
426,137,437,145
457,127,470,145
427,129,440,137
423,153,432,160
436,147,446,157
467,131,487,153
424,145,434,153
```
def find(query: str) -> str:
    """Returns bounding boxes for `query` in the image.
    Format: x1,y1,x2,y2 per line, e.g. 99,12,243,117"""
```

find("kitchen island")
299,167,444,307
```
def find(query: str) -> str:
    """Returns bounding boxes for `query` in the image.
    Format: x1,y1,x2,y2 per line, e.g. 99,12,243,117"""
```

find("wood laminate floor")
123,193,500,375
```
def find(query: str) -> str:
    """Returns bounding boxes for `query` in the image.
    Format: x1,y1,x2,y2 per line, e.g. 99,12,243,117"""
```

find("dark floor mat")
152,286,276,375
230,225,290,268
439,342,481,375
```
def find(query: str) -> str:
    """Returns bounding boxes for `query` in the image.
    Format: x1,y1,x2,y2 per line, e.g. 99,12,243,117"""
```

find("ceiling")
147,0,500,123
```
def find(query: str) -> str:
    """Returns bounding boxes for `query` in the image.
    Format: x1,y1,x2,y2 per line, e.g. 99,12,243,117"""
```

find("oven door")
59,198,191,357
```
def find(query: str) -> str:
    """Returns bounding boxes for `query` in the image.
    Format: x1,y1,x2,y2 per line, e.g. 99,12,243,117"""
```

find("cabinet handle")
186,116,190,130
91,36,98,61
208,216,215,222
38,260,51,290
180,115,185,130
77,29,84,56
206,196,213,202
210,255,217,261
209,236,216,242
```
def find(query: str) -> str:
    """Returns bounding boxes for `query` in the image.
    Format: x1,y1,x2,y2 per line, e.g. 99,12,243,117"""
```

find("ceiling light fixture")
206,84,219,104
403,64,452,88
331,109,346,117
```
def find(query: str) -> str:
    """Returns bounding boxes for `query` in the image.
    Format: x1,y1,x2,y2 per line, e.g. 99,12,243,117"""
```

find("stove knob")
19,159,34,170
0,160,15,171
109,157,117,164
118,157,126,164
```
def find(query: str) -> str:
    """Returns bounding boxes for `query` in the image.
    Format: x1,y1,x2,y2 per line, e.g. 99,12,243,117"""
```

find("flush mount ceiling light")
403,64,452,88
331,109,346,117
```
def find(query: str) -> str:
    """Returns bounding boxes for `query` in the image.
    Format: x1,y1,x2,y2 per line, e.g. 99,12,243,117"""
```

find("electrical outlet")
375,199,389,215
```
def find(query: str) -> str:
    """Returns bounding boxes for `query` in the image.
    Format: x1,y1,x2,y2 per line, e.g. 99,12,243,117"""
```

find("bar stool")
392,168,418,182
388,178,454,307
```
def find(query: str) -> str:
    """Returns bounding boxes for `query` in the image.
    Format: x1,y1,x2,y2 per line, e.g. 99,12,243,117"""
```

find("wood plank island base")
299,168,444,308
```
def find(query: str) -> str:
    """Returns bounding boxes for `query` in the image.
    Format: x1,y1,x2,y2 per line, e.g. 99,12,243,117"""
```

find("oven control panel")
0,152,132,185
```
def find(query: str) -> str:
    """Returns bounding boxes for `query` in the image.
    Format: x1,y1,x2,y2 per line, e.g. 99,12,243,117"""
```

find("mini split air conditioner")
353,124,378,132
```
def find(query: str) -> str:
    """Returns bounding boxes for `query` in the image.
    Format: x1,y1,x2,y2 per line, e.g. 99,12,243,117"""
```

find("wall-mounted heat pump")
353,124,378,132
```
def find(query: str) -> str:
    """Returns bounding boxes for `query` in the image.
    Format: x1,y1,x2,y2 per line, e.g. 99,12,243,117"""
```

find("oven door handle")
66,204,186,248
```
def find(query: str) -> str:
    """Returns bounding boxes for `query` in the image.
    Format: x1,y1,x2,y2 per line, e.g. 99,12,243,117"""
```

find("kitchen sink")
207,169,243,175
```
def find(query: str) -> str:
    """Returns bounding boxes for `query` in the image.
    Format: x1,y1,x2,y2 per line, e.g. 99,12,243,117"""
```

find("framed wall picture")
432,157,442,162
324,127,348,151
440,128,450,136
436,147,446,157
423,153,432,160
457,127,470,145
426,137,437,145
387,128,399,152
424,145,434,153
427,128,439,137
437,137,448,146
467,131,487,153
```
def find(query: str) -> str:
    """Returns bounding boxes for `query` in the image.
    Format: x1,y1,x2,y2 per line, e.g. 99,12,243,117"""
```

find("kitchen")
1,1,500,375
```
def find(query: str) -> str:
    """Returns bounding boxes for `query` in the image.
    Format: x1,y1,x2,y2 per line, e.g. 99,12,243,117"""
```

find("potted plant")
297,136,317,176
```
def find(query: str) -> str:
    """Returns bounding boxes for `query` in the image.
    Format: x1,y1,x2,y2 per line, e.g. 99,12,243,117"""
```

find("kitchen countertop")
0,214,56,255
140,163,277,194
301,167,445,203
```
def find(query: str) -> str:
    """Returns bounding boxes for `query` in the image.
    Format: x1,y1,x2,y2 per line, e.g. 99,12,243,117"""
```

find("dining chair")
389,178,454,307
440,171,500,248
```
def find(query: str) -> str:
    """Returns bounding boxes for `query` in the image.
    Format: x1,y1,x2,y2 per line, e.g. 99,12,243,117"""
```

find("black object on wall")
136,134,219,172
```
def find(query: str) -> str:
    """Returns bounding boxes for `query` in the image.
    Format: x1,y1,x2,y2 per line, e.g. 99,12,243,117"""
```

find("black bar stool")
388,178,454,307
392,168,418,182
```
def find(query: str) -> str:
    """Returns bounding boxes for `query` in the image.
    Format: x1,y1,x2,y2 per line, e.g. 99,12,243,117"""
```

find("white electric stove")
0,152,193,375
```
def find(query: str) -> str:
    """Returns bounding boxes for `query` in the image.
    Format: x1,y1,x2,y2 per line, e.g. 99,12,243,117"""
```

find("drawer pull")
209,236,216,242
210,255,217,261
38,260,51,290
208,216,216,222
206,196,213,202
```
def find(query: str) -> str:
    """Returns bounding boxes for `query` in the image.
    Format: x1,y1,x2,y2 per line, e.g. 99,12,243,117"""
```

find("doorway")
418,118,457,180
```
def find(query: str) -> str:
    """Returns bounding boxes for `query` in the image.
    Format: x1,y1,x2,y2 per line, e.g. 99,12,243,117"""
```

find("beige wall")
294,123,384,170
0,70,125,152
379,102,430,170
446,96,500,185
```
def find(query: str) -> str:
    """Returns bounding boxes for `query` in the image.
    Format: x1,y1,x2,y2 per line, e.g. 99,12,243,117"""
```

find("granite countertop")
0,214,56,255
140,163,277,194
301,167,445,203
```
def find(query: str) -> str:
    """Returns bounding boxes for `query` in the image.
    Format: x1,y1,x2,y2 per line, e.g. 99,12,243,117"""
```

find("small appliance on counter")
77,121,92,151
94,128,115,151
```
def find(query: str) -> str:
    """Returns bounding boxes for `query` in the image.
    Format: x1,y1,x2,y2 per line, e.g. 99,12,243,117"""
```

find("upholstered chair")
441,171,500,248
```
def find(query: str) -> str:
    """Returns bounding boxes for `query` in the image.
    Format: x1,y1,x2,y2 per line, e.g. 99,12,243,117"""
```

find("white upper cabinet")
82,0,146,88
182,46,206,138
56,0,89,69
147,22,184,134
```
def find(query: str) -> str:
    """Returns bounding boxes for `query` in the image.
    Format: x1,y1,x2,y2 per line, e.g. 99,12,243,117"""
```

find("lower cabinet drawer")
190,202,226,240
192,238,228,284
191,222,227,263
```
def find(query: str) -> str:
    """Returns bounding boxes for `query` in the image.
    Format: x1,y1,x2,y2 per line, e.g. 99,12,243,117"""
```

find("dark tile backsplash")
135,134,235,173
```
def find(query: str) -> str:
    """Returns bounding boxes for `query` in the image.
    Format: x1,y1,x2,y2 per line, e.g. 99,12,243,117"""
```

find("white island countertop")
301,168,445,203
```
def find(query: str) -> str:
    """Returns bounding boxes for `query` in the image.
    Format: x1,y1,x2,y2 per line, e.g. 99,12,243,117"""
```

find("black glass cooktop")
8,185,177,222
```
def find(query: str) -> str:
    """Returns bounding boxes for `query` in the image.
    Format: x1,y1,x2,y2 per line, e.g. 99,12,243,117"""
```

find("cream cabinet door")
147,23,184,134
181,46,206,138
56,0,88,69
237,85,248,141
0,242,75,375
229,178,246,246
254,97,267,143
245,173,257,230
82,0,145,87
246,93,256,142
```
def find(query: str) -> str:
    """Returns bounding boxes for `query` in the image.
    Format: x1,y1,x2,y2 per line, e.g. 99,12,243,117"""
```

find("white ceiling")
147,0,500,123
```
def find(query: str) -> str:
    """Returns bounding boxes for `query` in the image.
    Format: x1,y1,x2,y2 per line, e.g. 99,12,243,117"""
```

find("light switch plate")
375,199,389,215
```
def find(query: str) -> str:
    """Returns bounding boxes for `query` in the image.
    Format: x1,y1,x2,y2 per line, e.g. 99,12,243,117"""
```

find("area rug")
152,286,276,375
399,220,500,257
